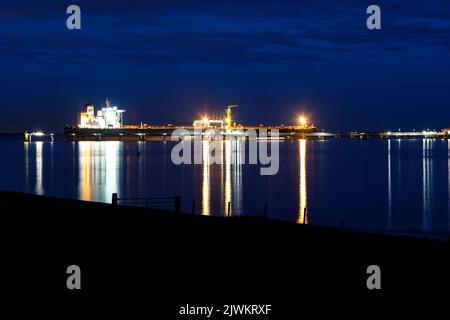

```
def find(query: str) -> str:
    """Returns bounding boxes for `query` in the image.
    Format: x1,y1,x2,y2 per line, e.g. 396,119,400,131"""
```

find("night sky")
1,0,450,132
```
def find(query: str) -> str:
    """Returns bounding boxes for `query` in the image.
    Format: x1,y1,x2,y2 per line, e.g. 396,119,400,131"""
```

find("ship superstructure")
79,99,125,129
192,105,238,130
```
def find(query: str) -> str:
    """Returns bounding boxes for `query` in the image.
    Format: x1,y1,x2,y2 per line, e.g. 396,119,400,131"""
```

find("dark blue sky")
1,0,450,132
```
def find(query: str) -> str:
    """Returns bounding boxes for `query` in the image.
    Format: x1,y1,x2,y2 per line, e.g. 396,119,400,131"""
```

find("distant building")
78,99,125,129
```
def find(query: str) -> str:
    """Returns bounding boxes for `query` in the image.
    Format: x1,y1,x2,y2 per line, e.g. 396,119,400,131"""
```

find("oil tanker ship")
64,99,317,141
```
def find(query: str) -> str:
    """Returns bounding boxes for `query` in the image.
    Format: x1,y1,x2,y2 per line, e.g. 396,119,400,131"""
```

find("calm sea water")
1,137,449,236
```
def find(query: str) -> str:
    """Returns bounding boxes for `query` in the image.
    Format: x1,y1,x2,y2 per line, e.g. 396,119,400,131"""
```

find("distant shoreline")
2,130,450,141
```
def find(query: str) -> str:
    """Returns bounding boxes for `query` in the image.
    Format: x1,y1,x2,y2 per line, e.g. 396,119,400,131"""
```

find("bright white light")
298,116,307,126
33,132,45,137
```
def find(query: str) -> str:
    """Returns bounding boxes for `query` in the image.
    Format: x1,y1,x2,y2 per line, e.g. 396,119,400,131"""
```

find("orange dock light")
202,115,210,127
298,116,307,126
297,115,309,128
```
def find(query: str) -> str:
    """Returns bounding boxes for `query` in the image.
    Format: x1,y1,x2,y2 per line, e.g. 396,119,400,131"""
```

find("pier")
63,126,450,141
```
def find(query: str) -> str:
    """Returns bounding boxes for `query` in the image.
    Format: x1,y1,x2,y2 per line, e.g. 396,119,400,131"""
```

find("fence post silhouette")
112,193,118,206
174,196,181,214
304,207,307,224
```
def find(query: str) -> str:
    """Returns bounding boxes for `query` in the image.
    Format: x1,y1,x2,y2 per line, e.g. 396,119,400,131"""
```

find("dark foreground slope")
0,190,448,307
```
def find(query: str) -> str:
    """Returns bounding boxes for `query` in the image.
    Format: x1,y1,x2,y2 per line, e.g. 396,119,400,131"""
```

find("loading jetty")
63,124,319,141
63,126,450,141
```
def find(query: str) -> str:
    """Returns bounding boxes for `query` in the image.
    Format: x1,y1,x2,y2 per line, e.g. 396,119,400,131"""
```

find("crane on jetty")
225,105,238,131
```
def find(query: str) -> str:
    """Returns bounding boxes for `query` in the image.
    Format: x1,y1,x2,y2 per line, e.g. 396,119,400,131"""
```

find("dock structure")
64,125,450,141
24,131,54,142
333,131,450,139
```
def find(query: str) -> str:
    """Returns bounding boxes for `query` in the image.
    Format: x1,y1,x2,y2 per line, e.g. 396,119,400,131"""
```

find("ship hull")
64,125,317,141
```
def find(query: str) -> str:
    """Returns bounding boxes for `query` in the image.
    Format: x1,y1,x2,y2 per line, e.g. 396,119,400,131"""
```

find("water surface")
1,137,449,236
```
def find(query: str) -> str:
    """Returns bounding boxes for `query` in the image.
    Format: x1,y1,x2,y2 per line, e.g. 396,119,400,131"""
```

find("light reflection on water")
224,140,232,217
201,141,210,215
6,138,450,235
79,141,92,201
77,141,122,203
387,139,392,229
24,142,29,190
422,139,433,231
202,140,243,217
35,142,44,195
298,139,307,224
448,140,450,230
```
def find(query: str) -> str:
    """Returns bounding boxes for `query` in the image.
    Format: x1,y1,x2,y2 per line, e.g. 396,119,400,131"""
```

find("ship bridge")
79,99,125,129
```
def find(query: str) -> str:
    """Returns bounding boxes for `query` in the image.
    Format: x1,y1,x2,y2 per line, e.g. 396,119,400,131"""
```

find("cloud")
0,0,449,67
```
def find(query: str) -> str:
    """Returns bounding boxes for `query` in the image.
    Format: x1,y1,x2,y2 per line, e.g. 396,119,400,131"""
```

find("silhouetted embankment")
0,190,448,304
